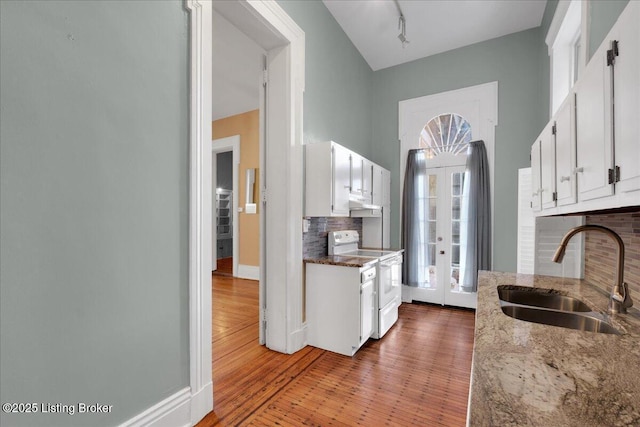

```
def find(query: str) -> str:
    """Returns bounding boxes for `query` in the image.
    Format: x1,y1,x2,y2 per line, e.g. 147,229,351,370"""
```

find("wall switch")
245,203,257,214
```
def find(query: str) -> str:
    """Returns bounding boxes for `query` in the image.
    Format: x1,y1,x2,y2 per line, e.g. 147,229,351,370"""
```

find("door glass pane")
424,174,438,290
450,172,465,292
451,197,461,220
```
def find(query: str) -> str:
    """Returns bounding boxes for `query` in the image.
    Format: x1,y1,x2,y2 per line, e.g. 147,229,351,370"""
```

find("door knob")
437,237,443,241
439,250,445,255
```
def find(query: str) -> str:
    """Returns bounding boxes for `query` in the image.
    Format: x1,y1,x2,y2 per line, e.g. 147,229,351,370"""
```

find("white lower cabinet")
306,262,375,356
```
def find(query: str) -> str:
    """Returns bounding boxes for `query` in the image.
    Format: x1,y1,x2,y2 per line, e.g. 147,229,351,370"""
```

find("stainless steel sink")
500,305,621,335
497,285,592,312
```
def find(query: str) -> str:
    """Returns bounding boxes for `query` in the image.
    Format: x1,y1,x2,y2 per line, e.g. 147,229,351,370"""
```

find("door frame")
398,82,497,304
212,135,240,277
186,0,305,423
409,165,477,309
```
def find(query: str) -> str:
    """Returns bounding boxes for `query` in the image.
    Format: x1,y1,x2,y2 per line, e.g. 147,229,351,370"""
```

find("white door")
409,165,476,308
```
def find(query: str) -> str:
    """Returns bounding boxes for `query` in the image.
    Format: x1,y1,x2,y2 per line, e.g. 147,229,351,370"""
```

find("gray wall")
588,0,630,59
276,0,374,158
539,0,559,123
371,28,545,272
284,0,633,273
0,1,189,426
217,151,233,190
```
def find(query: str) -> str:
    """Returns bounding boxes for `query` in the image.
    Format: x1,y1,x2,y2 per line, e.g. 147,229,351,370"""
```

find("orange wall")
213,110,260,267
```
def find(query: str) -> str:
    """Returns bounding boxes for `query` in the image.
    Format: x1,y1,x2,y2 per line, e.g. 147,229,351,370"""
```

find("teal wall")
588,0,630,59
285,0,633,273
0,1,189,426
371,28,545,272
277,0,373,157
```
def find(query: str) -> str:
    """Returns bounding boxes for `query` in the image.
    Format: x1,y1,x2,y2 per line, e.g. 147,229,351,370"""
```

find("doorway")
409,165,476,308
212,135,240,277
399,82,498,310
187,1,305,421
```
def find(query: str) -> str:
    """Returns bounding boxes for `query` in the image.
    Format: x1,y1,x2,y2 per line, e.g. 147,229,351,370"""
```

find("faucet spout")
552,225,632,314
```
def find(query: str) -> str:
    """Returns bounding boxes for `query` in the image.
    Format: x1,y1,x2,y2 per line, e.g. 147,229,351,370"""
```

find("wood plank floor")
214,257,233,276
197,275,475,426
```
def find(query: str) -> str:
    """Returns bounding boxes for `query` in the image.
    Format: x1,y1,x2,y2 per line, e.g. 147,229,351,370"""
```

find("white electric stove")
328,230,403,338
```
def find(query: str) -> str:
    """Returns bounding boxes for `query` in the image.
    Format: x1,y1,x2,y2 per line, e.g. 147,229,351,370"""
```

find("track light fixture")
398,15,409,48
394,0,409,48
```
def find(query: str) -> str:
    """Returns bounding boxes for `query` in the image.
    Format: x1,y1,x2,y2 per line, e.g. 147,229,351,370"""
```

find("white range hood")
349,195,382,217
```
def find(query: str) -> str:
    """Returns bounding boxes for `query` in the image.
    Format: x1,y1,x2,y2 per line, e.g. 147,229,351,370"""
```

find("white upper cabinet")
534,2,639,216
305,141,350,217
350,153,363,197
531,140,542,212
539,120,557,209
305,141,391,217
574,39,614,202
361,158,373,203
371,164,384,206
332,144,352,215
612,1,640,194
554,94,577,206
382,168,391,206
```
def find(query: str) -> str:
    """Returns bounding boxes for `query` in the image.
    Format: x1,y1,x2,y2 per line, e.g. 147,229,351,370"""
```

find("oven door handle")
380,258,402,268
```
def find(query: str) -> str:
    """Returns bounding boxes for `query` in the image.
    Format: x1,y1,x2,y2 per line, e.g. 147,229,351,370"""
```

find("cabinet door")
359,279,374,346
382,168,391,206
361,159,373,202
531,140,542,212
332,144,351,215
350,153,363,196
575,44,614,202
371,165,383,206
613,1,640,193
555,94,577,206
540,121,557,209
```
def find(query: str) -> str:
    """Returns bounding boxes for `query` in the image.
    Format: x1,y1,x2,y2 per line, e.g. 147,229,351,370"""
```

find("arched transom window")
419,113,472,159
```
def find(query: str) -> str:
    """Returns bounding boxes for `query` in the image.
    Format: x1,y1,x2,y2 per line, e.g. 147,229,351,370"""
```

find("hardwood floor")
214,257,233,276
197,275,475,426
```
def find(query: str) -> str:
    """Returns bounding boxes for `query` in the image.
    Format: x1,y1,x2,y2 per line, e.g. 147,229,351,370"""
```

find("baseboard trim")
238,264,260,281
119,387,191,427
190,381,213,425
287,324,307,354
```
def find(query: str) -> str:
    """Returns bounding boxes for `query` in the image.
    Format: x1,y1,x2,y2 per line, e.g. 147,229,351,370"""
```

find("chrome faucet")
552,225,633,314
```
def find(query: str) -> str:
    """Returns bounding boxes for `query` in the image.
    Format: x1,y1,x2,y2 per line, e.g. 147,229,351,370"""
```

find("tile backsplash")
584,211,640,298
303,217,362,258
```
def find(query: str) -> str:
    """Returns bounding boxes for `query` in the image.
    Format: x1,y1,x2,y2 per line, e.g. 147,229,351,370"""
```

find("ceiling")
212,7,266,121
323,0,547,71
212,0,548,121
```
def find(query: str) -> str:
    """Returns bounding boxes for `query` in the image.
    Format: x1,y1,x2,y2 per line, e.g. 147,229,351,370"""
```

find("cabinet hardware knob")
560,176,571,182
574,167,584,174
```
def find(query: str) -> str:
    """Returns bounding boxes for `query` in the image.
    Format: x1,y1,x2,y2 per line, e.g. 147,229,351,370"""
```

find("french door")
410,165,477,309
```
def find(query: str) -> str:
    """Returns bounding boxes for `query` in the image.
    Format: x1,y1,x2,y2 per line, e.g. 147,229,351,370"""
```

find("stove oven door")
378,254,402,308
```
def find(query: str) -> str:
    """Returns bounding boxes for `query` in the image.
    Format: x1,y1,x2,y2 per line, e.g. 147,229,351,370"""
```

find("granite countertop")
469,271,640,427
303,255,378,268
304,248,403,268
